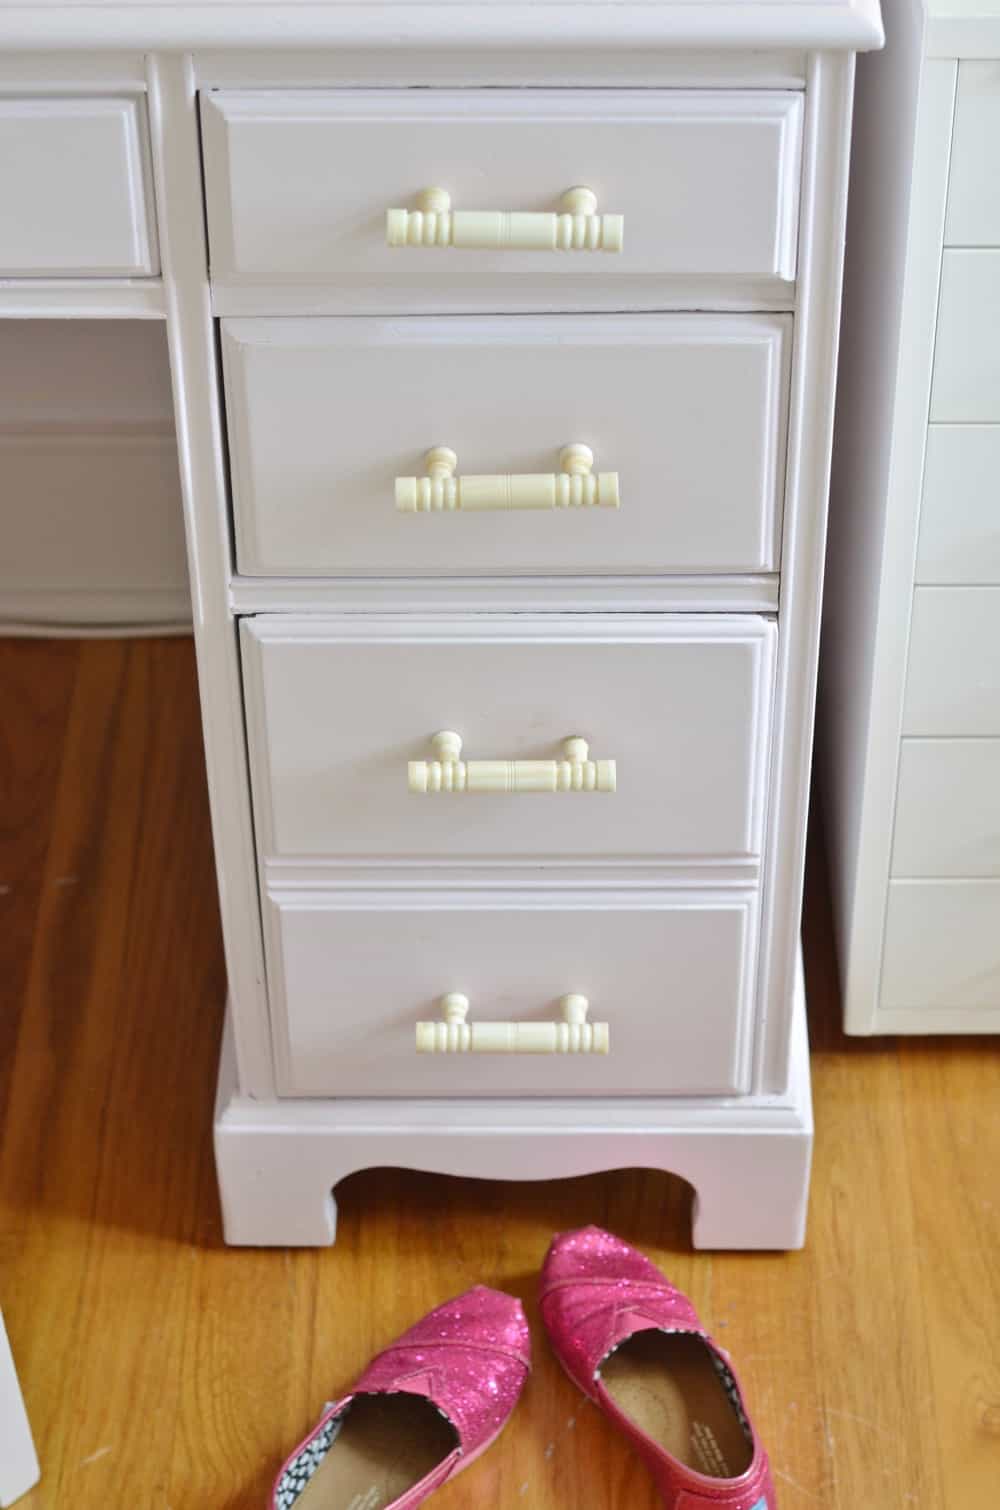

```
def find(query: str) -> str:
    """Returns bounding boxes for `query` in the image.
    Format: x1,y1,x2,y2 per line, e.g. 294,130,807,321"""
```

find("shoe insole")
601,1331,753,1481
294,1393,458,1510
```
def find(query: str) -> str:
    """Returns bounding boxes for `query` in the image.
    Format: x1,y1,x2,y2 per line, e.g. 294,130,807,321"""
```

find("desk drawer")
0,96,157,276
241,614,775,870
223,314,791,578
265,888,759,1097
202,88,803,311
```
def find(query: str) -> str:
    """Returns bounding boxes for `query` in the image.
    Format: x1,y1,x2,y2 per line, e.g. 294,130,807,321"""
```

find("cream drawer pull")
408,732,616,795
417,993,609,1055
396,443,620,514
386,186,624,253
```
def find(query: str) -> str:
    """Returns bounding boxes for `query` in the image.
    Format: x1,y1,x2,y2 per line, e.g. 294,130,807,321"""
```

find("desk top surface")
0,0,885,54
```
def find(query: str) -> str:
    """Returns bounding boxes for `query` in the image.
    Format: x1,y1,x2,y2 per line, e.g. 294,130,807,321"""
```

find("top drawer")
201,89,803,313
946,62,1000,247
0,96,158,277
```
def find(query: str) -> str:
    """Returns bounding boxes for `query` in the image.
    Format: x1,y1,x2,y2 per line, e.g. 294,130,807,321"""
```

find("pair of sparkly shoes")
272,1227,774,1510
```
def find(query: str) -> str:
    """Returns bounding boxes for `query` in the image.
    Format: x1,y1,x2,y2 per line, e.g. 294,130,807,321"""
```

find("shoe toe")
356,1286,530,1454
539,1227,702,1392
541,1226,670,1291
401,1285,530,1360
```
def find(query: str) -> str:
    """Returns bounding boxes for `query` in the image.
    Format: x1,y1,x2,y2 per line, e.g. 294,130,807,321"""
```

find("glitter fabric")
539,1226,776,1510
270,1285,530,1509
354,1285,531,1446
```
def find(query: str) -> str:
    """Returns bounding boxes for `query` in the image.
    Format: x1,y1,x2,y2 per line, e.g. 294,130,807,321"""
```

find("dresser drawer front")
223,314,790,578
241,615,775,869
882,881,1000,1012
202,89,803,309
903,588,1000,737
930,251,1000,423
0,96,157,277
916,427,1000,585
946,62,1000,248
892,739,1000,878
267,890,758,1097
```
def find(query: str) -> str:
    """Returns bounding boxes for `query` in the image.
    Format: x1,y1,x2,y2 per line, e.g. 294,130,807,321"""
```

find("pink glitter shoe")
271,1286,530,1509
540,1227,775,1509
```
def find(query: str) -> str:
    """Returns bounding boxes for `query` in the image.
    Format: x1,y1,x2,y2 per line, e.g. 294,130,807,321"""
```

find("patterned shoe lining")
274,1393,460,1509
708,1350,752,1446
274,1410,344,1510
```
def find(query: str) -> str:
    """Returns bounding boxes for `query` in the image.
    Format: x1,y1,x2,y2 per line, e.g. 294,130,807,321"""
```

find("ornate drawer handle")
417,993,609,1055
386,186,624,253
396,443,620,514
408,732,616,795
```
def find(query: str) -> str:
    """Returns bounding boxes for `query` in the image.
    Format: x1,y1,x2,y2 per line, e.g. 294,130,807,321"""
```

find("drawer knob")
386,186,624,253
416,992,610,1055
408,732,616,795
396,443,620,514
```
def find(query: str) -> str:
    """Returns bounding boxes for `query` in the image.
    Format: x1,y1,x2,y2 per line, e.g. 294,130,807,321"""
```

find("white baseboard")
0,586,192,634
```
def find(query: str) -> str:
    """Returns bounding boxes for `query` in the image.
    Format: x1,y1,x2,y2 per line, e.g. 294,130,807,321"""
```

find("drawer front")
917,427,1000,585
223,314,791,578
267,890,759,1097
241,615,776,869
946,62,1000,247
0,97,157,276
892,740,1000,878
882,881,1000,1012
903,588,1000,736
931,251,1000,423
201,89,803,309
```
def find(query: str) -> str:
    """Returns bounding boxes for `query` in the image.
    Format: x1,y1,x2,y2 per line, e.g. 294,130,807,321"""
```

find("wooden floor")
1,636,998,1509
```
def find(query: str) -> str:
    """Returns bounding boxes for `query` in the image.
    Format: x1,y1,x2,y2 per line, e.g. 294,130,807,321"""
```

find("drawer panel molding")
229,574,781,616
241,613,777,872
264,886,760,1098
222,313,791,579
0,95,158,276
202,88,803,310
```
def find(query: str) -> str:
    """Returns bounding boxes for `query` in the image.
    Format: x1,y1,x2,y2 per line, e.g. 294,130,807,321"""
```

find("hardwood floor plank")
1,639,151,1502
900,1035,1000,1507
808,827,950,1510
703,829,946,1510
167,1246,318,1509
50,639,226,1506
0,640,78,1134
1,638,997,1508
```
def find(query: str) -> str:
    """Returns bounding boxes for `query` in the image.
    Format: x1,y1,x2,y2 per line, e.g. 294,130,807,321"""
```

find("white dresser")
821,0,1000,1035
0,0,882,1249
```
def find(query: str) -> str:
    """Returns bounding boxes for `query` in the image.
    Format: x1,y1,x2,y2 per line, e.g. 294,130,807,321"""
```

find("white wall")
0,321,190,628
